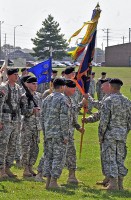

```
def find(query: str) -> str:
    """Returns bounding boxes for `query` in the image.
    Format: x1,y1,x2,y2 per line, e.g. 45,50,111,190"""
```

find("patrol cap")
7,68,19,75
26,76,37,83
109,78,123,86
101,72,106,75
21,68,27,72
65,80,76,88
21,75,31,83
52,70,58,73
53,78,65,87
64,66,75,75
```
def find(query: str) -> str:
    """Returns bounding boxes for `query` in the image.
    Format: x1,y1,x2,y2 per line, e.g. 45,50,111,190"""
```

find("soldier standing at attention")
0,68,21,178
98,78,131,190
96,72,107,100
41,78,69,189
20,76,42,178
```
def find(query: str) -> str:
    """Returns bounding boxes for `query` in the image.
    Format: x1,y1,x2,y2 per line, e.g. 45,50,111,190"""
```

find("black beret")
100,78,111,84
109,78,123,86
53,78,65,87
65,80,76,88
21,75,31,83
21,68,27,72
65,67,75,75
26,76,37,83
61,70,65,74
101,72,106,75
7,68,19,75
52,70,58,73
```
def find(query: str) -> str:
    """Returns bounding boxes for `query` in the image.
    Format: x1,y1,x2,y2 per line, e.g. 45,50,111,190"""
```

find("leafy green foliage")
31,14,68,60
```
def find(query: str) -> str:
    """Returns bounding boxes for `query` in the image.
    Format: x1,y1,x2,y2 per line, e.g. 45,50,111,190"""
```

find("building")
105,43,131,67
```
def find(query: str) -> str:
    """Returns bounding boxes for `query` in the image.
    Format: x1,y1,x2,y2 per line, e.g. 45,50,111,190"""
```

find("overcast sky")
0,0,131,50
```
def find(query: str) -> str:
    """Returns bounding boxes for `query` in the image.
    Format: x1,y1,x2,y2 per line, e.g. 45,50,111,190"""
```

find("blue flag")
28,58,52,84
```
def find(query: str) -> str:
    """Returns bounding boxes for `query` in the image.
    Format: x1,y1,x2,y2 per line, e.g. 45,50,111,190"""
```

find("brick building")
105,43,131,67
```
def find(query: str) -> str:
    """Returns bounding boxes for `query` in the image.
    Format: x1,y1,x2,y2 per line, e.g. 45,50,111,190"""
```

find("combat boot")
35,172,45,182
105,177,118,190
118,176,124,190
45,176,51,189
5,167,17,178
23,165,32,177
29,166,36,176
96,176,110,187
0,168,9,179
48,177,60,189
67,169,79,184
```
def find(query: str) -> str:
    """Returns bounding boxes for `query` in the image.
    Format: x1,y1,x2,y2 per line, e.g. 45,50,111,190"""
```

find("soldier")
82,79,111,186
15,75,31,168
0,68,21,178
64,67,87,184
51,70,58,79
64,80,85,184
41,78,69,189
98,78,131,190
42,78,54,99
96,72,107,100
20,76,42,177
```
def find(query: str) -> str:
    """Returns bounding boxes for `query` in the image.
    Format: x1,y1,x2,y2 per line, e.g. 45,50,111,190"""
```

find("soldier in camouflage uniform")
41,78,84,189
20,76,42,177
83,79,111,186
64,67,86,184
41,78,69,188
15,75,31,168
96,72,107,100
98,78,131,190
0,68,21,178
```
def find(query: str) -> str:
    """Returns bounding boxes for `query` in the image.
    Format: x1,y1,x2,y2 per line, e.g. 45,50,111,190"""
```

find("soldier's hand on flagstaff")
33,107,40,114
82,98,88,107
78,127,85,134
83,93,89,99
0,122,3,131
82,118,87,123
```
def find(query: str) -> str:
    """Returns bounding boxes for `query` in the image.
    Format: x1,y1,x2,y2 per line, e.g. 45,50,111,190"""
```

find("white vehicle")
52,61,66,67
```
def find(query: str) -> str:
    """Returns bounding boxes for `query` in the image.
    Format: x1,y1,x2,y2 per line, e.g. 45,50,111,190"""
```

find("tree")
31,14,68,60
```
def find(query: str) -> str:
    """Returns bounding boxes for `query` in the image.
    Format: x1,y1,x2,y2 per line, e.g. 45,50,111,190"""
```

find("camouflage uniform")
99,93,131,178
20,92,42,167
65,88,82,171
41,92,70,179
96,79,106,101
37,82,49,93
0,82,21,169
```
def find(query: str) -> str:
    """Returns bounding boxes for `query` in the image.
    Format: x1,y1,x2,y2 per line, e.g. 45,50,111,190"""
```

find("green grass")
0,67,131,200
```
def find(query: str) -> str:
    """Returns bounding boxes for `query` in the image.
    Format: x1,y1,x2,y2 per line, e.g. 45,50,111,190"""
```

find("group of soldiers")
0,65,130,191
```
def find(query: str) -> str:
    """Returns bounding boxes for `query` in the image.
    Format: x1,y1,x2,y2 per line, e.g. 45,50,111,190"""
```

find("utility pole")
0,21,4,60
122,36,126,44
129,28,131,43
102,28,109,47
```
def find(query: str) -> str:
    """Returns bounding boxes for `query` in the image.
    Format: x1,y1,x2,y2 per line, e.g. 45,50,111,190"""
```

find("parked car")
52,61,66,68
61,61,73,66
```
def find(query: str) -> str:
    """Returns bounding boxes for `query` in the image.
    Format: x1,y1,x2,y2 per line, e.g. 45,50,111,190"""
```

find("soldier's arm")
20,95,34,117
82,112,100,123
0,86,7,123
98,99,111,141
